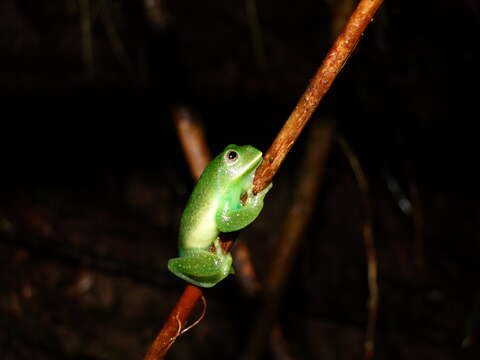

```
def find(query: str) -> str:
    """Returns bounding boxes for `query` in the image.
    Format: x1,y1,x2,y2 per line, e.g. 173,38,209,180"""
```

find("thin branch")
172,106,212,179
252,0,384,194
144,0,384,356
233,239,262,296
143,284,203,360
337,136,379,360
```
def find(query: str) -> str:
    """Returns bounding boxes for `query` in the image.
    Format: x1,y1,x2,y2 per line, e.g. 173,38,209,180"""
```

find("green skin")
168,144,272,288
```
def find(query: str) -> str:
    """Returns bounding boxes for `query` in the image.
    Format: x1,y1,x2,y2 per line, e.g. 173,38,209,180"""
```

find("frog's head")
219,144,263,181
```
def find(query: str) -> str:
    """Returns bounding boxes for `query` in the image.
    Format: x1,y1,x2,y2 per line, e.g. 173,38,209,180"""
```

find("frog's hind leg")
167,250,232,288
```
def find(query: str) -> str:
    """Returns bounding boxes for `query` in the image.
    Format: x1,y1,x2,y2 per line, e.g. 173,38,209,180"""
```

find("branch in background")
243,119,335,360
336,136,379,360
252,0,384,194
232,239,261,297
172,106,212,179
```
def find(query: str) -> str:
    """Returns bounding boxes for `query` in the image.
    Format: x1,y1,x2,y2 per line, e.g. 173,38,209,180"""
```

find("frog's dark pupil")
228,151,237,160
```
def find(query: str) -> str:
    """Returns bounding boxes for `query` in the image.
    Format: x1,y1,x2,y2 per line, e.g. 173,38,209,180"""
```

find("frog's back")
179,160,222,250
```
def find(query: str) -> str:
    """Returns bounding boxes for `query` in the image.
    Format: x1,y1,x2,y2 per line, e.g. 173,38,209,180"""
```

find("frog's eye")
225,150,238,164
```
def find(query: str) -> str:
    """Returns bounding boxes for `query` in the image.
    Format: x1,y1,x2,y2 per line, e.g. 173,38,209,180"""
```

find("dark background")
0,0,479,359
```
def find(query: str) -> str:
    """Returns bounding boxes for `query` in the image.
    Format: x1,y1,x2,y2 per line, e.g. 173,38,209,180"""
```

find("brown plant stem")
253,0,384,194
337,136,379,360
143,284,203,360
145,0,383,355
233,239,262,297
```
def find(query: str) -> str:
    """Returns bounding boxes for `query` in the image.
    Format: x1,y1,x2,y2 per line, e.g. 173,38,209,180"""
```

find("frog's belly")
180,204,218,250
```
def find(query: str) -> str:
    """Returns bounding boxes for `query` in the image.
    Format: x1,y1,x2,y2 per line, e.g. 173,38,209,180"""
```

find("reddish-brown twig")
144,0,383,357
173,106,211,179
233,239,262,297
253,0,384,194
143,284,203,359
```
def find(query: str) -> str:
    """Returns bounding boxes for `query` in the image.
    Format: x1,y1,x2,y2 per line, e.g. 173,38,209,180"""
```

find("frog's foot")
167,250,233,288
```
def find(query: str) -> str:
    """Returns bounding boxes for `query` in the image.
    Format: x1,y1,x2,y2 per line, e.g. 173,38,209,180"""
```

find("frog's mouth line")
240,153,262,182
248,153,263,172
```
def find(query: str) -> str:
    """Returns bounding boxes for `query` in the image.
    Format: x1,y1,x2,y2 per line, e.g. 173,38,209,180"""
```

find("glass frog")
168,144,272,288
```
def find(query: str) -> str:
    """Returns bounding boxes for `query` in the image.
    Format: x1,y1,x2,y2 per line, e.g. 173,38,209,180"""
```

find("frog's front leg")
216,183,272,232
167,245,232,288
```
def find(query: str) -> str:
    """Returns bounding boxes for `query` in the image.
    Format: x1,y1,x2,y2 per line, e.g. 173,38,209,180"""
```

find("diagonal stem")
253,0,384,194
143,0,384,358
